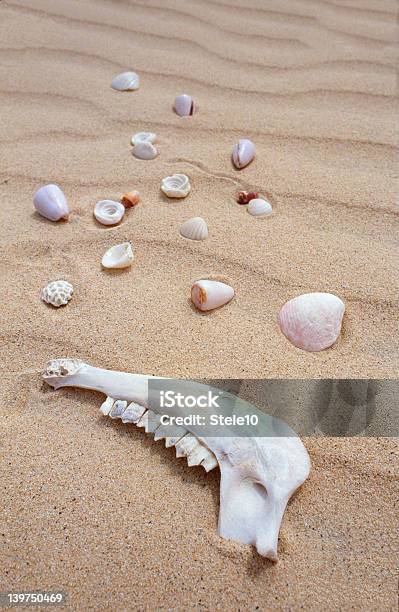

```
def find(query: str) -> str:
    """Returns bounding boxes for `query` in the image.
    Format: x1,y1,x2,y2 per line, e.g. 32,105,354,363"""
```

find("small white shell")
232,139,256,169
174,94,195,117
41,280,73,308
180,217,208,241
247,198,272,217
161,174,191,198
94,200,125,226
278,292,345,352
111,71,140,91
131,132,156,146
102,242,134,269
191,280,234,312
132,142,158,160
33,184,69,221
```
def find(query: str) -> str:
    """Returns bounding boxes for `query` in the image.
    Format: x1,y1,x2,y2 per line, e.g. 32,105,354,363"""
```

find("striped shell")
180,217,208,241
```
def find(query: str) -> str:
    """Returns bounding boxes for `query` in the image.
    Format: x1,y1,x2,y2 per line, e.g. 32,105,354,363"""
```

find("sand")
0,0,398,610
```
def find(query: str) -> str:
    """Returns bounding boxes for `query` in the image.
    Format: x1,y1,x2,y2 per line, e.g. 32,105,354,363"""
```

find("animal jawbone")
43,358,310,561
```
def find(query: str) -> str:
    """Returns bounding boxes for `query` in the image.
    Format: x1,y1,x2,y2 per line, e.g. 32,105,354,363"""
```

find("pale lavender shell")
33,184,69,221
232,139,256,169
174,94,195,117
278,292,345,352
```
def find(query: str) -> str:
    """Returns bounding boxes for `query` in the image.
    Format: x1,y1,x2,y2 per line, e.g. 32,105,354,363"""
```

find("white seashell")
131,132,156,146
174,94,195,117
94,200,125,226
247,198,272,217
33,184,69,221
41,280,73,308
179,217,208,241
43,360,311,561
191,280,234,312
101,242,134,269
161,174,190,198
232,139,256,169
278,292,345,352
111,71,140,91
132,142,158,160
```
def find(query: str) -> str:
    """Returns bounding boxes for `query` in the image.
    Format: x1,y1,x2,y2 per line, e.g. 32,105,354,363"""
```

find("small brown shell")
237,190,259,205
121,190,140,208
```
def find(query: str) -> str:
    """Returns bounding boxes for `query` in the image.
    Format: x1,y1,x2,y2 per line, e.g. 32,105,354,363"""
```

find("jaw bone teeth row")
100,396,218,471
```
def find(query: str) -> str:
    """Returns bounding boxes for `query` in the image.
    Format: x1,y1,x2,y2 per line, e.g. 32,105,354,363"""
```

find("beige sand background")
0,0,398,610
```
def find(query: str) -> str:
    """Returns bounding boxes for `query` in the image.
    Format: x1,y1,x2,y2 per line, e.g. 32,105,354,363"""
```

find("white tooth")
201,454,219,472
100,396,115,416
136,411,149,429
144,410,161,433
121,402,146,424
165,432,187,448
175,435,198,458
187,444,213,467
109,400,127,419
154,423,187,442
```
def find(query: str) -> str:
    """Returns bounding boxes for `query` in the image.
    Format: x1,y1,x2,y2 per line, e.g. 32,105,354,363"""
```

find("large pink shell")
278,292,345,352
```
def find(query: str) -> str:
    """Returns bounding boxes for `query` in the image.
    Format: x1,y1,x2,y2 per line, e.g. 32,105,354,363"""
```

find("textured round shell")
132,142,158,160
161,174,190,198
41,280,73,308
180,217,208,241
102,242,134,269
94,200,125,226
278,292,345,352
131,132,157,146
247,198,272,217
111,71,140,91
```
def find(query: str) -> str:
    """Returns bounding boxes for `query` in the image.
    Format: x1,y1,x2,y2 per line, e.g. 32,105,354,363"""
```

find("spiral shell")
161,174,191,198
94,200,125,226
180,217,208,241
102,242,134,269
132,142,158,160
41,280,73,308
191,280,234,312
111,71,140,91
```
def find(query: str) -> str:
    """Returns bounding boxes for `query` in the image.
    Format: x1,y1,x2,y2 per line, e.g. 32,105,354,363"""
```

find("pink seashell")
33,184,69,221
278,292,345,352
191,280,234,312
232,139,255,169
174,94,195,117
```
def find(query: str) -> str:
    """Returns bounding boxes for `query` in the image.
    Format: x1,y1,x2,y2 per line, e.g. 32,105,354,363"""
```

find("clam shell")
132,142,158,160
174,94,195,117
33,184,69,221
278,292,345,352
131,132,156,146
102,242,134,269
180,217,208,241
232,139,256,169
191,280,234,312
161,174,190,198
94,200,125,226
247,198,272,217
111,71,140,91
41,280,73,308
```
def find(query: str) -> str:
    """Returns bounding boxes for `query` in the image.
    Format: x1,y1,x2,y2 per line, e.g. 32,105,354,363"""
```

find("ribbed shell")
180,217,208,241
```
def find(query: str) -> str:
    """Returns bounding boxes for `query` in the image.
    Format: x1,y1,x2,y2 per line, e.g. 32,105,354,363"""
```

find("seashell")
174,94,195,117
94,200,125,226
101,242,134,269
232,139,256,169
41,280,73,308
131,132,156,146
132,142,158,160
111,71,140,91
121,190,140,208
247,198,272,217
278,292,345,352
33,184,69,221
191,280,234,312
43,359,310,561
237,190,259,205
161,174,191,198
180,217,208,241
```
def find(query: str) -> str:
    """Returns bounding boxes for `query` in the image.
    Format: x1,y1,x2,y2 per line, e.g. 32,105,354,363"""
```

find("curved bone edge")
42,359,311,560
